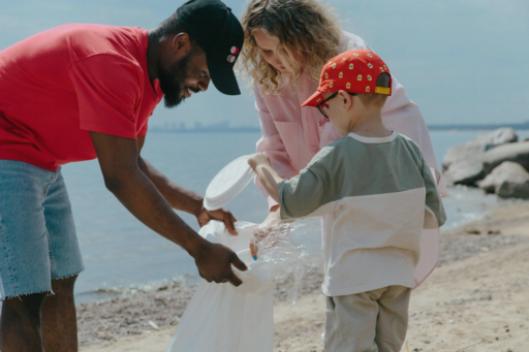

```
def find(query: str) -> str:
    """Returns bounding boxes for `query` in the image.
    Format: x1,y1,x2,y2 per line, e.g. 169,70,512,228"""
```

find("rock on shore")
443,128,529,198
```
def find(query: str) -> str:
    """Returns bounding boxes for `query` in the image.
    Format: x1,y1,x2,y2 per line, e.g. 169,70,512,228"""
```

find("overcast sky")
1,0,528,126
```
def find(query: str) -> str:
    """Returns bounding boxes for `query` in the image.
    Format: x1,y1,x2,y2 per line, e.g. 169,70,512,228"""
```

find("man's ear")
168,33,192,59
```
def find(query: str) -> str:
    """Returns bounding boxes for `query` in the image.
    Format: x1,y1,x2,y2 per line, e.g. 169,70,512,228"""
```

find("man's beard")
158,54,191,108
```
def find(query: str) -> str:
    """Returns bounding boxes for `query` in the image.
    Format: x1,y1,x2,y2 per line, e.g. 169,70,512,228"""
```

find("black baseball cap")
177,0,243,95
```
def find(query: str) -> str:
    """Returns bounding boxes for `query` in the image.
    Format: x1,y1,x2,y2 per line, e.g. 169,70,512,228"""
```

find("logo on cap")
226,46,240,64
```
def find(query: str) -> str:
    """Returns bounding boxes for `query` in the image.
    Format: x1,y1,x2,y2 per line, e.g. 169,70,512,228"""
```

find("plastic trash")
202,154,254,211
168,152,312,352
167,221,274,352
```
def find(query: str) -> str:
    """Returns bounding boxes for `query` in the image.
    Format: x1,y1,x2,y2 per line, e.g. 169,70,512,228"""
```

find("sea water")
62,130,510,301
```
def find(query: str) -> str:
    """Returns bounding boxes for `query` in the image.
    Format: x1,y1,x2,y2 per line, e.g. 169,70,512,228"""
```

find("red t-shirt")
0,24,163,171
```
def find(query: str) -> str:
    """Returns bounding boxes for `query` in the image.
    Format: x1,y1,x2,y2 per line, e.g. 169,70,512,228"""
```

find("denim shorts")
0,160,84,300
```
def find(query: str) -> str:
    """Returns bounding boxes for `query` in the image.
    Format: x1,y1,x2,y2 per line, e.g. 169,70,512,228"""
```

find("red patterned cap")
302,49,392,107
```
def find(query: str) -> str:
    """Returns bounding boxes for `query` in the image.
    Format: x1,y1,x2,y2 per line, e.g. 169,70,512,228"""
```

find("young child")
248,49,446,352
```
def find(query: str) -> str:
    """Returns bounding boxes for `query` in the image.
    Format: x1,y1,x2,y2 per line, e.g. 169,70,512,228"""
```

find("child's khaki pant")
324,286,410,352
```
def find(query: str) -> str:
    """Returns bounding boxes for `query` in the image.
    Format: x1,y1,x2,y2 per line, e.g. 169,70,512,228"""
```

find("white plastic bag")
167,221,275,352
167,282,274,352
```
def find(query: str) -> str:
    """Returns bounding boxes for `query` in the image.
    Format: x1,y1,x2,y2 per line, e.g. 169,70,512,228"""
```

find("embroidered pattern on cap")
301,49,393,107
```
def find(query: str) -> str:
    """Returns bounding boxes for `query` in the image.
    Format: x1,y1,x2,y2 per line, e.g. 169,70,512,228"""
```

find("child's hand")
248,153,270,171
249,153,281,202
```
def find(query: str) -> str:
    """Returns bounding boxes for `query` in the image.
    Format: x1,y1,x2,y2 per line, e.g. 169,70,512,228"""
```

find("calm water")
61,130,512,300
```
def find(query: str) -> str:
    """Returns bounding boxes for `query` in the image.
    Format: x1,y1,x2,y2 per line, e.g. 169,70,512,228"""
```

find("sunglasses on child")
317,92,358,120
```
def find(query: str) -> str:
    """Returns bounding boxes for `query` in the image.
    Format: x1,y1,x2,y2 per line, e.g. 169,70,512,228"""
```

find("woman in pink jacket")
241,0,440,227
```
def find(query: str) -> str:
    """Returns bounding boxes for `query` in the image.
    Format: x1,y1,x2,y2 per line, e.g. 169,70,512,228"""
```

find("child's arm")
251,144,338,220
248,154,283,202
255,164,283,202
247,154,284,259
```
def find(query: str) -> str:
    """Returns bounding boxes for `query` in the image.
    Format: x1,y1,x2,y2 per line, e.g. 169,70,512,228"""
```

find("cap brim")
302,90,325,107
207,56,240,96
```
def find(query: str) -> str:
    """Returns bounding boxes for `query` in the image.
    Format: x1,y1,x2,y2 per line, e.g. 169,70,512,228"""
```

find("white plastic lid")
203,154,254,210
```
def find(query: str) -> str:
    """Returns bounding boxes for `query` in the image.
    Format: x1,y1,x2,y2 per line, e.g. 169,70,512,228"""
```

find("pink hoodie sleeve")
254,86,298,209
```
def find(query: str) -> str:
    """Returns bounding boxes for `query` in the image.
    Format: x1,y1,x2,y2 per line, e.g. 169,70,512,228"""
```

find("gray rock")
443,159,486,186
478,162,529,193
442,128,518,170
497,181,529,199
481,127,518,147
442,128,518,186
443,143,484,172
483,141,529,173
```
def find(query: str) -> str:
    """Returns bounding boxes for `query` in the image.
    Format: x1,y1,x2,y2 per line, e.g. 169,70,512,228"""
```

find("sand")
80,202,529,352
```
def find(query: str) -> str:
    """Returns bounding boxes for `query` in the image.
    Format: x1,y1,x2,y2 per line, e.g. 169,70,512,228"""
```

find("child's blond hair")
357,72,391,107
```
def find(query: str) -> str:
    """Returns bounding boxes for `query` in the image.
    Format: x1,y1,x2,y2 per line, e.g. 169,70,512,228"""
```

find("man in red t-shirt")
0,0,247,350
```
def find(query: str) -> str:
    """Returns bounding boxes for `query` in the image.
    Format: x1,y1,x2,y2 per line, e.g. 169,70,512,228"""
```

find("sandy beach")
80,201,529,352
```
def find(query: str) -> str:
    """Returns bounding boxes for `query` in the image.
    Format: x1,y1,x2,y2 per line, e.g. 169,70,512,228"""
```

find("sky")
1,0,528,127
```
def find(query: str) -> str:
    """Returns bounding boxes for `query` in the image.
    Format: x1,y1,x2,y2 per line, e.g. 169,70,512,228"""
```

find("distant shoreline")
429,124,529,131
149,126,261,133
149,125,529,133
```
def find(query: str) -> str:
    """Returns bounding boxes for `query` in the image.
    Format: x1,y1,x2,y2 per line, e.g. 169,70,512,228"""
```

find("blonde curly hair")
241,0,342,93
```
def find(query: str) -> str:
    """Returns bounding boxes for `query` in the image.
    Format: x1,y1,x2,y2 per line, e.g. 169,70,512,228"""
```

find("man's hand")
194,241,247,286
196,207,237,235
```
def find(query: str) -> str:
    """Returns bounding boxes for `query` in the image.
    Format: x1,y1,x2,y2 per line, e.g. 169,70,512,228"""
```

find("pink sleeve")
382,77,438,169
381,76,447,195
254,86,297,178
254,86,297,209
70,54,142,138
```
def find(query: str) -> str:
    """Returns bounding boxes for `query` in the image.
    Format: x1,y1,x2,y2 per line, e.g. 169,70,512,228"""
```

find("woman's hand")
250,205,288,258
255,206,282,244
258,205,281,231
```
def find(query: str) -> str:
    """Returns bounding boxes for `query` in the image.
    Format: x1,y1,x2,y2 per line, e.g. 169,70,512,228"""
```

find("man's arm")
136,136,237,234
91,132,246,285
